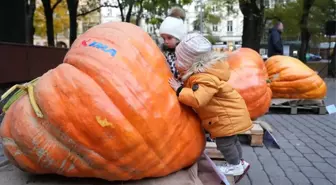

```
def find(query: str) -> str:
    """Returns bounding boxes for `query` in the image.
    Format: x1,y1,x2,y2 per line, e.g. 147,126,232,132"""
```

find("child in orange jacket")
169,32,253,176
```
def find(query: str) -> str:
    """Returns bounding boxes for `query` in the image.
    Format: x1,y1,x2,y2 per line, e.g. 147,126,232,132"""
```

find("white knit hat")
159,17,186,40
175,32,212,72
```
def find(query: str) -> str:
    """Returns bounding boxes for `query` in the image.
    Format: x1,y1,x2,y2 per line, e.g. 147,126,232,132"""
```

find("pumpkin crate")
269,99,327,115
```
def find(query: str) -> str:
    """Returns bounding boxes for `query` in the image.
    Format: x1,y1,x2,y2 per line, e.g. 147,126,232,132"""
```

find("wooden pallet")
205,123,264,157
205,125,264,159
270,98,327,115
241,123,264,146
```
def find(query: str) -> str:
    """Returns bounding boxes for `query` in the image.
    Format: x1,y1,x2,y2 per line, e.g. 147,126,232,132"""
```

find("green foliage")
193,0,238,32
34,0,69,37
309,0,336,44
143,0,192,28
265,0,336,44
204,25,220,44
265,1,301,39
205,35,217,44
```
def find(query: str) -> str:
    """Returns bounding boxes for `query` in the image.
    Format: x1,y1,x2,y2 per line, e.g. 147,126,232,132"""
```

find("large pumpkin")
265,55,327,99
0,22,205,181
227,48,272,120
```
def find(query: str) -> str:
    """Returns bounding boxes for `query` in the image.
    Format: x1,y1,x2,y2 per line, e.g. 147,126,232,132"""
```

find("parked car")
306,53,322,61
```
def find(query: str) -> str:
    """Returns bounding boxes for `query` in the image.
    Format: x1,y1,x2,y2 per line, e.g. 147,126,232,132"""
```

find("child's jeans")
215,135,242,165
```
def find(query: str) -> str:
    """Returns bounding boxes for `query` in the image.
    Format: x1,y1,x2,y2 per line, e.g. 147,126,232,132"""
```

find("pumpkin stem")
2,89,27,112
27,84,43,118
1,78,43,118
1,85,19,101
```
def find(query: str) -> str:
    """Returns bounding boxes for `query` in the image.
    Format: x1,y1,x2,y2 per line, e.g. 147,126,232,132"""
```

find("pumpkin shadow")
26,173,131,185
25,172,175,185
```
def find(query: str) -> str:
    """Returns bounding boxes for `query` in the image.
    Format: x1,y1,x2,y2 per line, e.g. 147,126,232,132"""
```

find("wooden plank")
270,99,327,115
319,106,327,115
242,123,264,135
270,105,327,115
226,176,236,185
206,123,264,149
254,120,273,133
205,142,224,160
247,123,264,147
206,141,217,148
250,134,264,147
271,98,325,106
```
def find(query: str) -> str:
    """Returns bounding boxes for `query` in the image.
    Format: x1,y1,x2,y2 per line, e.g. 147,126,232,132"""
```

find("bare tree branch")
52,0,63,11
78,4,118,17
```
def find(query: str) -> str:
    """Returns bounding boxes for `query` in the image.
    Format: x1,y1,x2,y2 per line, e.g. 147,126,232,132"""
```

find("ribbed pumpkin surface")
227,48,272,120
0,22,205,181
265,55,327,99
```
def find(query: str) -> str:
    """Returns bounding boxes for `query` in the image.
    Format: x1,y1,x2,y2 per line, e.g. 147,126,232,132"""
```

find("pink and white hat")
175,32,212,72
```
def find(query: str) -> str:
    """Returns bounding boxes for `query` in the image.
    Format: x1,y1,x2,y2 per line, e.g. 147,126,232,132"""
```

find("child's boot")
241,159,250,171
218,161,244,176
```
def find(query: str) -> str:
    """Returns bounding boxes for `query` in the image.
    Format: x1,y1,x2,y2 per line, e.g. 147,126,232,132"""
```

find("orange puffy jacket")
177,57,252,138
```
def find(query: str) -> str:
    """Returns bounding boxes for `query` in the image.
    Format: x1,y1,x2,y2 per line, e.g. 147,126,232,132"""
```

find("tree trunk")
41,0,55,46
298,29,311,62
329,42,336,77
298,0,315,63
241,16,261,51
239,0,264,52
117,0,125,21
331,40,336,61
25,0,36,45
135,1,143,26
125,1,135,22
66,0,78,46
257,0,265,50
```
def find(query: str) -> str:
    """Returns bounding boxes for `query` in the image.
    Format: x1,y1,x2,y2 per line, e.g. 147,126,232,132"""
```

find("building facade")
100,0,149,31
183,0,244,49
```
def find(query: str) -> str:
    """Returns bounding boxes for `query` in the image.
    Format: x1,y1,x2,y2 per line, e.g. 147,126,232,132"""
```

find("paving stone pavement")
0,79,335,185
239,78,336,185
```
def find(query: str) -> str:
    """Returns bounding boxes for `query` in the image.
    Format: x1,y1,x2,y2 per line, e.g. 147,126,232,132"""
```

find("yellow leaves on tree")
34,0,69,37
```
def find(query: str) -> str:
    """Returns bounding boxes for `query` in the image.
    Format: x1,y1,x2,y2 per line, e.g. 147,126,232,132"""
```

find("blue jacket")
268,28,283,57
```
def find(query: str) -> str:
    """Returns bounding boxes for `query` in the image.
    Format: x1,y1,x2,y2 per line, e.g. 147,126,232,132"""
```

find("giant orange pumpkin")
265,55,327,99
227,48,272,120
0,22,205,181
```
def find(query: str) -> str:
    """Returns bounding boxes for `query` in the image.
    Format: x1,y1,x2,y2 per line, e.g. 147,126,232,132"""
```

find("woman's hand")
168,77,182,91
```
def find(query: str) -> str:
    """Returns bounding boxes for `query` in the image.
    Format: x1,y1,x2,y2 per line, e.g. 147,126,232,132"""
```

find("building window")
227,5,233,13
195,5,199,11
227,21,233,32
264,0,270,8
212,5,218,12
107,8,113,16
213,24,218,32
